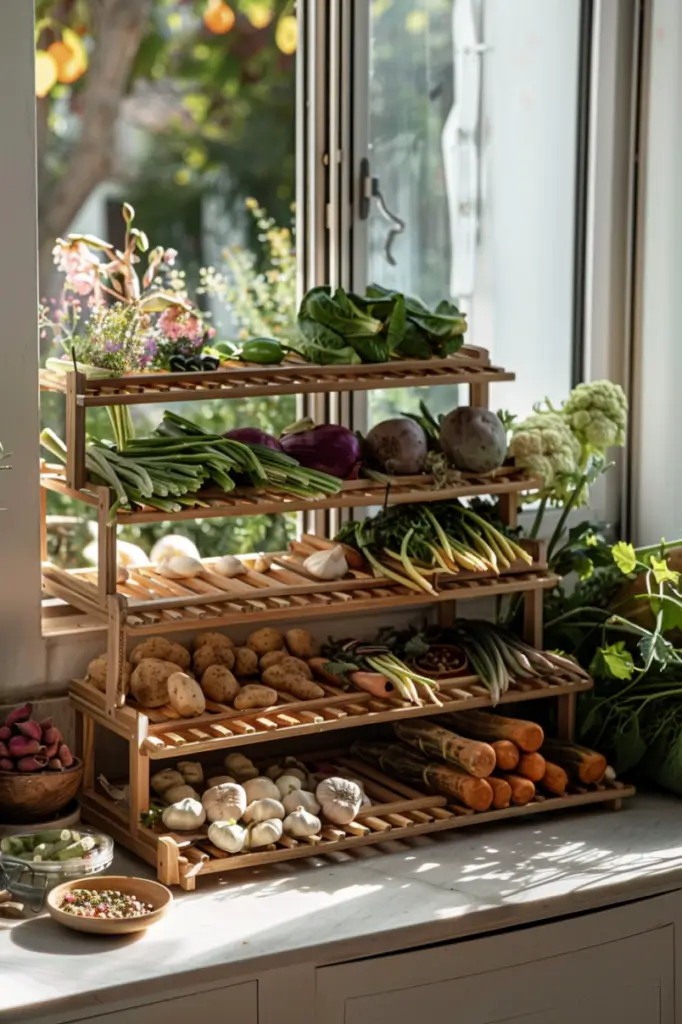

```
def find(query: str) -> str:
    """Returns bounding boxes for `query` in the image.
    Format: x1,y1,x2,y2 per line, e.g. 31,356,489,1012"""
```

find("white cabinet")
74,981,257,1024
315,893,681,1024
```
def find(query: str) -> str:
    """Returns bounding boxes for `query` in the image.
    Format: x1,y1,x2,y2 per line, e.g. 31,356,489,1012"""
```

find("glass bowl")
0,829,114,909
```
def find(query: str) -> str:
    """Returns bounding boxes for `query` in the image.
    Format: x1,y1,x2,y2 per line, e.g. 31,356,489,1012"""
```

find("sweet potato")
540,739,607,785
517,752,547,783
491,740,520,772
499,773,535,806
444,710,544,753
541,761,569,796
488,776,512,809
393,720,495,778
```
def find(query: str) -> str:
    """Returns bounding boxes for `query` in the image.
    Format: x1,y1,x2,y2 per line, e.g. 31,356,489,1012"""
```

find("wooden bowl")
406,644,469,681
0,760,83,823
47,875,173,935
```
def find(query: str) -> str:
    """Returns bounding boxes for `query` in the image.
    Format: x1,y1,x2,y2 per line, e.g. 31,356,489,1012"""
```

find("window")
38,1,298,569
353,0,584,427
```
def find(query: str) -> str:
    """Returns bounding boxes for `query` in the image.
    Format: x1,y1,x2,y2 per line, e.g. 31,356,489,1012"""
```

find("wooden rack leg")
40,484,47,560
498,491,518,530
129,716,150,834
557,693,577,741
470,381,490,409
97,486,117,607
522,587,543,649
157,836,181,886
81,712,95,793
65,370,87,491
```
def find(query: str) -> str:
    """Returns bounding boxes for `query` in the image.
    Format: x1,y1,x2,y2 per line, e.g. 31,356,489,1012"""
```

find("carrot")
517,752,546,782
491,740,520,772
540,739,607,784
352,741,493,811
348,671,395,699
499,773,535,805
541,761,569,796
393,720,495,778
488,776,512,809
443,710,544,752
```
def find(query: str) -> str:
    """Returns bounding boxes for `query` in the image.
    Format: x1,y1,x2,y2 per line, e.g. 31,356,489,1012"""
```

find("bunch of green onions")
323,640,441,706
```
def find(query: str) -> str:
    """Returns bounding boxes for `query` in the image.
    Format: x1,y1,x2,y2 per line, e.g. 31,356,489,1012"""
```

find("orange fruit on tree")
203,1,236,34
47,42,83,84
35,50,58,98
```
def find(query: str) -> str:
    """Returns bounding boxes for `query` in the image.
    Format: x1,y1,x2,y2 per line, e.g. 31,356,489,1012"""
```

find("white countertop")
3,792,682,1022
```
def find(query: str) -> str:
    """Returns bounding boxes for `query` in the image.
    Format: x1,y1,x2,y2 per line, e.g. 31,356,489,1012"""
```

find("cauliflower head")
562,380,627,457
509,412,581,501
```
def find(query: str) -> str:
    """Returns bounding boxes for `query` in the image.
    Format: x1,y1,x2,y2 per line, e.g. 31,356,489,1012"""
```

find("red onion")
280,420,361,478
223,428,282,451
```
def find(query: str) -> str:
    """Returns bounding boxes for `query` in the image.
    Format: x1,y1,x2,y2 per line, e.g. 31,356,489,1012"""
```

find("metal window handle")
359,157,406,267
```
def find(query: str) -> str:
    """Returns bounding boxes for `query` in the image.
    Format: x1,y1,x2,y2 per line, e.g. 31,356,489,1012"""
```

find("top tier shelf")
39,345,513,406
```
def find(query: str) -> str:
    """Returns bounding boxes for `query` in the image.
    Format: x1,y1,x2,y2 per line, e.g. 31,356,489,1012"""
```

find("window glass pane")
38,1,297,568
365,0,581,424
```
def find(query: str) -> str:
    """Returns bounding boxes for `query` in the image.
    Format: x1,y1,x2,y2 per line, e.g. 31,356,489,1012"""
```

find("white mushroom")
315,777,363,826
208,821,247,854
156,554,203,579
247,818,282,848
213,555,247,578
243,798,285,824
283,807,321,838
162,798,206,831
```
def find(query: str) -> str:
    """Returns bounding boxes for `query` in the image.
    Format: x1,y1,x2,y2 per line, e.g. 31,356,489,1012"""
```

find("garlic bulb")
243,798,285,824
303,546,348,581
253,554,272,573
316,777,362,825
213,555,247,578
276,774,303,798
247,817,283,848
283,806,321,838
151,535,201,565
157,554,203,579
243,776,280,802
282,788,320,816
208,821,246,854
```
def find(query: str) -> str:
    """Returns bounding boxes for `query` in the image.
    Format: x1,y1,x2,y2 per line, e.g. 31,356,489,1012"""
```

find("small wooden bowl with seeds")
46,875,172,935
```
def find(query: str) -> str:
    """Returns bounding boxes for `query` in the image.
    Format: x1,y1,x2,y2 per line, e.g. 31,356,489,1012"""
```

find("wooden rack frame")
38,348,626,888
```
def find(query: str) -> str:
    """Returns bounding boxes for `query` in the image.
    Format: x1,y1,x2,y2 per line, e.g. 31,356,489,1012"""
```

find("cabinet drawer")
74,981,257,1024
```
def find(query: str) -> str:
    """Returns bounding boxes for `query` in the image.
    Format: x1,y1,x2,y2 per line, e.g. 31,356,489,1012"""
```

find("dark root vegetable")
222,428,282,451
439,407,507,473
364,418,428,475
0,758,13,771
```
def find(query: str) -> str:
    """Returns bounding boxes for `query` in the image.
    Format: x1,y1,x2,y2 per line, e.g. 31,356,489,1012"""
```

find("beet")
364,418,428,475
440,407,507,473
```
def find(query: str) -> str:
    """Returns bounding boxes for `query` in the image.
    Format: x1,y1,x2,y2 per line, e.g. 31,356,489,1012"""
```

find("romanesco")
509,412,581,503
562,380,627,459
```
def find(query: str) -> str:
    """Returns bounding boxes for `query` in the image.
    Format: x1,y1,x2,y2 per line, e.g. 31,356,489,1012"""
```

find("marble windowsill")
2,792,682,1021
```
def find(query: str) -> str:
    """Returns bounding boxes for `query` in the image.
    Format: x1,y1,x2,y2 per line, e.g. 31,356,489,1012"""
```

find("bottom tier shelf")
79,764,635,892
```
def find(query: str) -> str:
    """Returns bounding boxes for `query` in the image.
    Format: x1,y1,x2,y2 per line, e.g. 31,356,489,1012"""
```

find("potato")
130,658,175,708
87,654,132,693
261,666,324,700
246,628,285,656
194,632,235,652
130,637,173,665
285,628,316,659
276,656,312,680
166,641,191,671
193,644,235,677
233,646,259,677
167,671,206,717
260,650,288,671
201,665,240,704
233,684,278,711
163,783,199,804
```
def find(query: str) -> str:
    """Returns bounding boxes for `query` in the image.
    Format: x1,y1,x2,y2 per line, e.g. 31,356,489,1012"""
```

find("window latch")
359,157,406,267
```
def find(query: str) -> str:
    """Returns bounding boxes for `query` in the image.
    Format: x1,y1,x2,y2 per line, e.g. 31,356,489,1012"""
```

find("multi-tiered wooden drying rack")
39,346,634,889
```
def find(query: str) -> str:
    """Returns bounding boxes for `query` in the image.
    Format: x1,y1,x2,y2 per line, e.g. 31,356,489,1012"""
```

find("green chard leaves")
292,283,468,365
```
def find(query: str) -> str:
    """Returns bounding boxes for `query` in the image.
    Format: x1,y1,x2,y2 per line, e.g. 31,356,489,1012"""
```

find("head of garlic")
283,806,321,838
213,555,247,578
156,554,204,579
303,545,348,581
151,535,201,565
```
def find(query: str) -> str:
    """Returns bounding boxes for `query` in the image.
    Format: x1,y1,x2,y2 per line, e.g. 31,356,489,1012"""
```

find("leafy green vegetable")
589,641,634,681
612,541,637,575
350,335,391,363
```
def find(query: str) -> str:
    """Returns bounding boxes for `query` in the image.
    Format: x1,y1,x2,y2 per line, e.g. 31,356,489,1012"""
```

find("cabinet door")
75,981,257,1024
316,894,680,1024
